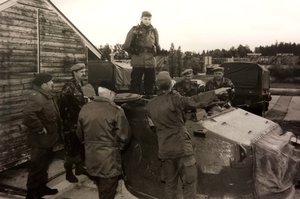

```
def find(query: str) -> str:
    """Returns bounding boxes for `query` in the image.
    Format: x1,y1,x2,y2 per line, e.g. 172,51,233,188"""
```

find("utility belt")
130,46,155,55
140,47,154,53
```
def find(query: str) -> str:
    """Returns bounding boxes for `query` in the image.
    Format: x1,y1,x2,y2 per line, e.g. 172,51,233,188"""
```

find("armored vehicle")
220,62,272,116
116,96,300,199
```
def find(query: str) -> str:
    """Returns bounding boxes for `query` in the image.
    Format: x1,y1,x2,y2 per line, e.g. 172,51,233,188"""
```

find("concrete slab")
284,96,300,121
268,95,280,111
266,96,293,121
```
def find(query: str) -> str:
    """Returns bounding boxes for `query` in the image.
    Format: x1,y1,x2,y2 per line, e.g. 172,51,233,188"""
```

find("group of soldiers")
23,63,131,199
23,10,235,199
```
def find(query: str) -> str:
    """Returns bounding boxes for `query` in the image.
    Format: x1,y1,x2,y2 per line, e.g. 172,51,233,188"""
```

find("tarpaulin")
113,61,132,89
253,129,300,199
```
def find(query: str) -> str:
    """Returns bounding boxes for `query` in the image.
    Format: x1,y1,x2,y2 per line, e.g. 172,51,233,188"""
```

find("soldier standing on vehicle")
23,73,60,199
123,11,160,96
60,63,88,183
146,71,230,199
76,81,130,199
173,69,205,121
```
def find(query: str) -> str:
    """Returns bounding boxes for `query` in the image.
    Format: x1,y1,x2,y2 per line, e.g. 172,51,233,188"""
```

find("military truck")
220,62,272,116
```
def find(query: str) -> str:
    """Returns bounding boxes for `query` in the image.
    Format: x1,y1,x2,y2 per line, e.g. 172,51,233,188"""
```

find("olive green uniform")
146,90,216,199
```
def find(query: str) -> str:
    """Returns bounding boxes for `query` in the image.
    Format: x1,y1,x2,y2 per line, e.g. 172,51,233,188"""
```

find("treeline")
203,45,252,58
98,42,300,60
204,42,300,58
254,42,300,56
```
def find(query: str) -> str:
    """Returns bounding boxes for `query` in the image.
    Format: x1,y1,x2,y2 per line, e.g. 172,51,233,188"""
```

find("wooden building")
0,0,102,171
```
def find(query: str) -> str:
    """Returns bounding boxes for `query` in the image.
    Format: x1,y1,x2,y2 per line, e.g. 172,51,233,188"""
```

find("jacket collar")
33,85,53,99
139,23,154,30
93,96,114,103
71,77,83,87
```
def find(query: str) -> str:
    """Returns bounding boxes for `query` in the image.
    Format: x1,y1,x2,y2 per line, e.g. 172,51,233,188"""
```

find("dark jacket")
123,23,160,68
23,86,61,148
77,96,130,178
146,90,216,159
173,79,204,97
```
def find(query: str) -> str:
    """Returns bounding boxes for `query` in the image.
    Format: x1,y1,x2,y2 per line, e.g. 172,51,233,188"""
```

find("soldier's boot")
37,185,58,197
75,164,88,176
66,169,78,183
26,189,44,199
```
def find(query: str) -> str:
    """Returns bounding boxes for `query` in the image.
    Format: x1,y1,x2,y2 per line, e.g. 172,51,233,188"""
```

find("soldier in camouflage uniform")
205,66,235,101
60,63,88,183
173,69,205,121
205,66,235,114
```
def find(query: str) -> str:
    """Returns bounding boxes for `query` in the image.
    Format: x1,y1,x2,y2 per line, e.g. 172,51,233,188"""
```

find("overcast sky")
51,0,300,52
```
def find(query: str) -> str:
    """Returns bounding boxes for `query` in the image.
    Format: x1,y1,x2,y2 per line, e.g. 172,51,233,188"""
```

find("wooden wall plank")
0,0,89,172
18,0,51,10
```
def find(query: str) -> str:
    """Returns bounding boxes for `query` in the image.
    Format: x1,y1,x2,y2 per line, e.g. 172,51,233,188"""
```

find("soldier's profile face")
74,68,86,81
141,16,151,26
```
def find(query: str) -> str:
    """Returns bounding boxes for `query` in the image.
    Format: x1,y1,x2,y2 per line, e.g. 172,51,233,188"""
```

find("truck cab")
220,62,272,116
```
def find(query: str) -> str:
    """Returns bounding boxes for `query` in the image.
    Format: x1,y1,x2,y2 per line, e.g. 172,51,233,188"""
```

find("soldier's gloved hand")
214,87,231,96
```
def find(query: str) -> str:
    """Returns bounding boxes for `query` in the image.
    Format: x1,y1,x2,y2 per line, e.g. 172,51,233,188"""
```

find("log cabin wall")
0,0,99,171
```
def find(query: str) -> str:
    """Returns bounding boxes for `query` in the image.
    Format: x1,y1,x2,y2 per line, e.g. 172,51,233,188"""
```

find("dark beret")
181,69,193,76
212,66,224,72
141,11,152,18
71,63,85,72
32,73,53,86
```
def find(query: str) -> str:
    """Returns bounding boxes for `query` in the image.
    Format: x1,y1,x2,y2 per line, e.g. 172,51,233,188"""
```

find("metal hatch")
200,108,280,146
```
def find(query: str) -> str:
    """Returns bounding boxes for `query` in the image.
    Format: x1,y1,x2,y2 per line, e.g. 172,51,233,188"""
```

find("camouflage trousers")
63,131,84,170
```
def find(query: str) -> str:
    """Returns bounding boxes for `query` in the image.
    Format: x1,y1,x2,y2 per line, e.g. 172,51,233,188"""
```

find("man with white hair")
76,81,130,199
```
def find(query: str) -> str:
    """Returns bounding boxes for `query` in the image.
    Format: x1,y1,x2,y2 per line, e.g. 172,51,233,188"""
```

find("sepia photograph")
0,0,300,198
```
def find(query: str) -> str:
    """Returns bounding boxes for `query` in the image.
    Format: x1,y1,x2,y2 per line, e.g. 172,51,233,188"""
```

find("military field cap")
98,81,118,93
156,71,172,90
181,69,193,76
141,11,152,18
32,73,52,86
212,66,224,72
71,63,85,72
